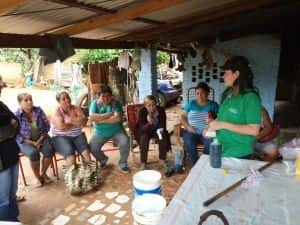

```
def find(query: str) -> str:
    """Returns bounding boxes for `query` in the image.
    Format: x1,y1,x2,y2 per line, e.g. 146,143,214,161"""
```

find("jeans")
183,130,212,165
0,163,19,221
20,137,54,161
89,129,130,168
52,133,89,157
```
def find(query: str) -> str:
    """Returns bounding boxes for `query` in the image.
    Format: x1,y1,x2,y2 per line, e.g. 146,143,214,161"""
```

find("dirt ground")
1,87,190,225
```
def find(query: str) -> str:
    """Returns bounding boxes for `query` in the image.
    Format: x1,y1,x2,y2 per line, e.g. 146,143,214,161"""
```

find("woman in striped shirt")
181,82,218,165
51,91,91,166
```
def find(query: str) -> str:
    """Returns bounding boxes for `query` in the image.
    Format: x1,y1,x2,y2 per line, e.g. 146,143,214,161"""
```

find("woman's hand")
147,114,153,124
187,125,196,134
208,120,223,131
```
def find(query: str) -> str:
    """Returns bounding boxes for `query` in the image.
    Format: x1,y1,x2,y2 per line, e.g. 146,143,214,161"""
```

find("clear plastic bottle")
209,138,222,168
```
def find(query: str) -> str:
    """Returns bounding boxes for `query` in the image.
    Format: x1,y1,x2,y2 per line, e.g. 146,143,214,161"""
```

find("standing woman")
15,93,54,187
0,78,20,221
207,56,261,158
51,91,91,166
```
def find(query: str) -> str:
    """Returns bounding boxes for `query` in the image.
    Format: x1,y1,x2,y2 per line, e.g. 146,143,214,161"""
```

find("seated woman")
15,93,54,187
181,82,218,165
51,91,91,166
89,85,130,173
254,107,279,161
135,95,171,170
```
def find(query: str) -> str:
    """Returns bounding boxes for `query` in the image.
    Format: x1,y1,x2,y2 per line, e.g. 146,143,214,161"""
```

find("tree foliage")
0,48,39,75
78,49,170,65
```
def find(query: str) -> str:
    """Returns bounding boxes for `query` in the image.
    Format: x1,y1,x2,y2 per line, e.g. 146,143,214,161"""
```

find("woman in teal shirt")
207,56,261,158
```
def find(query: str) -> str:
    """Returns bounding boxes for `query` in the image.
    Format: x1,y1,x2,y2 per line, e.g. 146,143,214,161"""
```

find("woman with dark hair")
15,93,54,187
51,91,91,166
135,95,172,170
89,85,130,173
181,82,218,165
0,79,20,221
207,56,261,158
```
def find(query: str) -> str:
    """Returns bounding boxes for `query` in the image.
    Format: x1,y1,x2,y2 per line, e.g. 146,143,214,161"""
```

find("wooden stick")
203,161,274,207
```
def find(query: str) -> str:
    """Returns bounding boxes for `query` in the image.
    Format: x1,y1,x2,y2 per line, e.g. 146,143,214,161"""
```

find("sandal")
17,195,26,202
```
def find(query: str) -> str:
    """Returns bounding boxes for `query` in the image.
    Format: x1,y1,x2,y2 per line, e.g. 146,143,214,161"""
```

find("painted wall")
138,49,158,102
183,35,281,118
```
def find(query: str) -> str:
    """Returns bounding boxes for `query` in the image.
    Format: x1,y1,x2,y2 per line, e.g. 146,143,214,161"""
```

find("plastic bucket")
132,194,166,225
133,170,162,197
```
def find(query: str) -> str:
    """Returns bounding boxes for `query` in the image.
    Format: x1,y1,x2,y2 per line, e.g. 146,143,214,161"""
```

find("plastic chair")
126,103,144,162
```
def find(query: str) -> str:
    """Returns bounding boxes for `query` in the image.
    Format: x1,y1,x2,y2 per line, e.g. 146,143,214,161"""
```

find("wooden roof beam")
0,0,30,14
0,33,146,49
49,0,187,36
114,0,281,41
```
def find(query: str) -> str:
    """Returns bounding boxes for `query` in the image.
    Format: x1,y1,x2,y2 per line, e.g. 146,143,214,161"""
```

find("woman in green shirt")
207,56,261,158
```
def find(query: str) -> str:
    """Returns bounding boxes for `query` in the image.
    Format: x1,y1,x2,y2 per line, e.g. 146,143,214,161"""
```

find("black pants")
136,129,171,163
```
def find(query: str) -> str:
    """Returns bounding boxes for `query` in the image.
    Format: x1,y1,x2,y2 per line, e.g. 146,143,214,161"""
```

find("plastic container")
209,138,222,168
132,194,166,225
133,170,162,198
296,153,300,175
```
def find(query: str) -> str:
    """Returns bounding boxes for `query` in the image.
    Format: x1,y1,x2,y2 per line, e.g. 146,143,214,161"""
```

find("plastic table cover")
158,155,300,225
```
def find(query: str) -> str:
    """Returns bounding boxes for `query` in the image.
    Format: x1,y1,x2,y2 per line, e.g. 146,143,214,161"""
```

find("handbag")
62,162,102,195
258,124,280,143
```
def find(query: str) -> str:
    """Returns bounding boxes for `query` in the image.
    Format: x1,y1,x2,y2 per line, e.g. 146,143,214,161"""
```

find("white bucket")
132,194,166,225
133,170,162,197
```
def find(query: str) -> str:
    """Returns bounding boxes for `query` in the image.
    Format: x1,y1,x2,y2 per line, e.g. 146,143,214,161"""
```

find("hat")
221,56,250,71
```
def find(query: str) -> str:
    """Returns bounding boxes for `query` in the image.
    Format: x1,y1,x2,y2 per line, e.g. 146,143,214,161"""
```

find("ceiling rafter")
0,0,30,14
0,32,147,49
114,0,281,41
49,0,188,36
44,0,163,25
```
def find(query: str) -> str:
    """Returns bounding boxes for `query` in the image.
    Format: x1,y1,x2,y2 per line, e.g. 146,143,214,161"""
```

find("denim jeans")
52,133,89,157
183,130,212,165
0,163,19,221
20,137,54,161
89,129,130,168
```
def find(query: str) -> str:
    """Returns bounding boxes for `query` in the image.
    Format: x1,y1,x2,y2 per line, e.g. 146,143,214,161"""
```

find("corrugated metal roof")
0,0,96,34
143,0,237,22
74,20,147,39
77,0,141,10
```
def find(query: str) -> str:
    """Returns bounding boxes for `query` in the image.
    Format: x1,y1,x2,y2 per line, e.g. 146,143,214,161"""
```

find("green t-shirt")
89,100,123,137
216,90,261,157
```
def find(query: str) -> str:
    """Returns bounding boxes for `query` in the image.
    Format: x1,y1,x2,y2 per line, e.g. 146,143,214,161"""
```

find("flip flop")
17,195,26,202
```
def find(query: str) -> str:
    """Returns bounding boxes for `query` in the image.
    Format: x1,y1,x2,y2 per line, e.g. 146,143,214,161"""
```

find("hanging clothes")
118,51,131,71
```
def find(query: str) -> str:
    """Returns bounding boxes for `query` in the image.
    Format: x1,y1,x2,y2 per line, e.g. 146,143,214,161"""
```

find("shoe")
100,157,109,168
119,166,130,173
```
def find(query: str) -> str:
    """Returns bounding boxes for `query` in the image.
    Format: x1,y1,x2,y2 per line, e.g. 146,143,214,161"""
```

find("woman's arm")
100,111,122,124
256,108,272,140
68,106,87,127
180,112,195,133
89,112,113,123
208,120,260,136
51,109,72,131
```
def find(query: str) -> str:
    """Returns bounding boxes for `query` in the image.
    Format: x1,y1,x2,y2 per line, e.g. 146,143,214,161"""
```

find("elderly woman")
181,82,218,165
51,91,91,166
135,95,171,170
207,56,261,158
15,93,54,187
0,78,20,221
